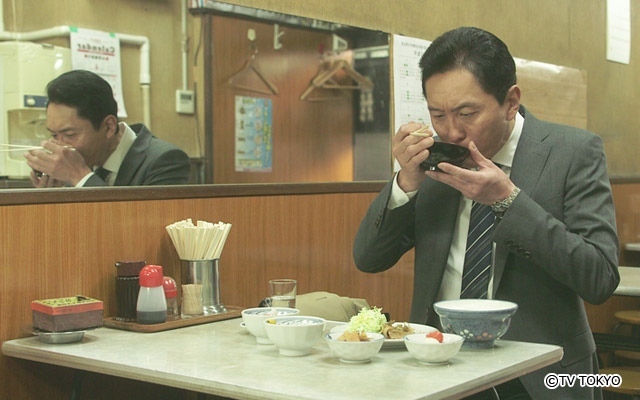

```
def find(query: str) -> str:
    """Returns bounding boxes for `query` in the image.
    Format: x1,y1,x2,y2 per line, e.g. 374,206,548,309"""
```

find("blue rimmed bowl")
433,299,518,349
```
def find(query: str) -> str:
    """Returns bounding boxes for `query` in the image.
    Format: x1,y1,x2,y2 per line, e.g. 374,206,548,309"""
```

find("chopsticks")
166,218,232,260
409,125,431,138
0,144,44,152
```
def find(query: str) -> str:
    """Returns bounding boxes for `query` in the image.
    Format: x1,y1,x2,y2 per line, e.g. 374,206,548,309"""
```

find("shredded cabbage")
347,307,386,333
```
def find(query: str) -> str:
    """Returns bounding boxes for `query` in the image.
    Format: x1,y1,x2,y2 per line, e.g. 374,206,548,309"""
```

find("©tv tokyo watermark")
544,373,622,389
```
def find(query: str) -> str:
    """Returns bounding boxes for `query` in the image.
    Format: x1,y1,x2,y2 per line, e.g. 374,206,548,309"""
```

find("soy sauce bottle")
136,265,167,324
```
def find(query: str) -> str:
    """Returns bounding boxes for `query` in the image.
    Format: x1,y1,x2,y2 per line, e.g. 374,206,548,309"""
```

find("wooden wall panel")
516,59,587,130
0,190,413,399
211,15,355,184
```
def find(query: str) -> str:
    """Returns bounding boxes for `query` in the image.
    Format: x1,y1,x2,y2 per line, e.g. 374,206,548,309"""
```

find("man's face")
46,103,108,168
424,68,519,164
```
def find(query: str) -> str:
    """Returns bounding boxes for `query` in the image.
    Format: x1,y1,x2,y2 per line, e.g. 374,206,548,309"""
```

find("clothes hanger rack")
225,43,279,96
300,58,374,101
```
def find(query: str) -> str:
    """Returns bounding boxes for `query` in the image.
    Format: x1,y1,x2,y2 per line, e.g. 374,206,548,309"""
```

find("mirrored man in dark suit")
24,70,190,187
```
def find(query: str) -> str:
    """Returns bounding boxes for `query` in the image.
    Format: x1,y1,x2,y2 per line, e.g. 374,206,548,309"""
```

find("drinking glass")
269,279,297,308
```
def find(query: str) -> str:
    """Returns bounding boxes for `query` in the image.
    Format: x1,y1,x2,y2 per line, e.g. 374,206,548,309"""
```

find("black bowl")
420,142,469,171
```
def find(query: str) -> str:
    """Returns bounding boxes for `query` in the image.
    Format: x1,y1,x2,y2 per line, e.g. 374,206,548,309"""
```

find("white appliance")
0,41,70,178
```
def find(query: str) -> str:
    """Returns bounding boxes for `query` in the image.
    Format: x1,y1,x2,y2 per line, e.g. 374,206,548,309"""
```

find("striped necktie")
460,201,495,299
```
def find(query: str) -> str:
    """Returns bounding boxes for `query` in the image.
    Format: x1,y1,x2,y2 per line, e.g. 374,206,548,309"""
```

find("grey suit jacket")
85,124,190,186
353,106,619,399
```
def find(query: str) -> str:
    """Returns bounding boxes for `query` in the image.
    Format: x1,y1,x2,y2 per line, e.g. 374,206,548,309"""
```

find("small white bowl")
404,333,464,364
241,307,300,344
325,332,385,363
263,316,326,356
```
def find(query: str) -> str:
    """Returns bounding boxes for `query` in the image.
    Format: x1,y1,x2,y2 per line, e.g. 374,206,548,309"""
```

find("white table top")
2,318,562,400
615,266,640,296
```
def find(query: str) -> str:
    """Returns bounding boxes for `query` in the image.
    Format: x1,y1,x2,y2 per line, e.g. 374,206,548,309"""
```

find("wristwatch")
491,187,521,217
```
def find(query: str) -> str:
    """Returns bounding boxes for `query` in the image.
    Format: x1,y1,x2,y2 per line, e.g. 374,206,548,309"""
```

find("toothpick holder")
180,259,227,315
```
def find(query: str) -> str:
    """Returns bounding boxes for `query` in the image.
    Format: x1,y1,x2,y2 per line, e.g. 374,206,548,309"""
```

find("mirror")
198,2,391,184
0,1,391,190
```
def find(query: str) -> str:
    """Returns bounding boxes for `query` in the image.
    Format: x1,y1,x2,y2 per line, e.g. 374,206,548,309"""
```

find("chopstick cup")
166,219,232,261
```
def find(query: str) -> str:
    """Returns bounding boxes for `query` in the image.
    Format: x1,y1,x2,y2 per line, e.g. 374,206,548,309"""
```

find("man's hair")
419,27,517,105
46,70,118,130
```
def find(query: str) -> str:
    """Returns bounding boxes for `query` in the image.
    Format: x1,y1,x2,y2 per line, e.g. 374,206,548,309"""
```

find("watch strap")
491,186,521,216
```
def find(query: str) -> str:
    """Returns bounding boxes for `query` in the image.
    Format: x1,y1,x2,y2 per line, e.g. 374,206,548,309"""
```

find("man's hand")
425,141,515,204
393,122,435,192
28,169,64,188
23,140,92,186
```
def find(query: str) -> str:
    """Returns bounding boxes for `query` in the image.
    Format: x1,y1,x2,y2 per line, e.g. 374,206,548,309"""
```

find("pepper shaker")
114,260,146,322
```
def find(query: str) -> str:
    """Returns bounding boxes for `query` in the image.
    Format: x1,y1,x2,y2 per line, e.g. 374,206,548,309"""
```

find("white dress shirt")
388,112,524,300
76,122,136,187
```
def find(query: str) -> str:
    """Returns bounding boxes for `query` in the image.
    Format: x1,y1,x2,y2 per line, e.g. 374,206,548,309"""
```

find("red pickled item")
426,330,444,343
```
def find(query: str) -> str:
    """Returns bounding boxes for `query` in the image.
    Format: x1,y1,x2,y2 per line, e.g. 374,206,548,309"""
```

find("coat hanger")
226,41,279,96
300,57,374,101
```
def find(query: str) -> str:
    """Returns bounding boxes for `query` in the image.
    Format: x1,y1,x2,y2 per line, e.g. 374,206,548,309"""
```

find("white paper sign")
606,0,631,64
70,27,128,117
392,34,432,171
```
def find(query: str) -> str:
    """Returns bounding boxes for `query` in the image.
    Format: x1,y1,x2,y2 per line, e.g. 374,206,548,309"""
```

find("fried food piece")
381,321,415,339
337,331,370,342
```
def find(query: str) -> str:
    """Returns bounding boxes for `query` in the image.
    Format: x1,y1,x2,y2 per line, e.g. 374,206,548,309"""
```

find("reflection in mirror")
0,2,392,190
196,2,391,184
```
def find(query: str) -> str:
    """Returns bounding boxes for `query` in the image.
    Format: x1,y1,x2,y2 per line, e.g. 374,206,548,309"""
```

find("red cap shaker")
163,277,178,298
139,265,163,288
137,265,167,324
163,276,179,320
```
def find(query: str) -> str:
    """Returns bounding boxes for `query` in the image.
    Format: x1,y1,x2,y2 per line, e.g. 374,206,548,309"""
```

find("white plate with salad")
330,307,437,349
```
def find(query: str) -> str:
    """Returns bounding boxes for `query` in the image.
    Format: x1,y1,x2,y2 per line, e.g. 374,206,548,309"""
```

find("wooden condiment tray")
103,306,243,333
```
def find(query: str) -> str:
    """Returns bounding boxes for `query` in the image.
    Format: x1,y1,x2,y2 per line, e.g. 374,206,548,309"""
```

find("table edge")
3,338,564,400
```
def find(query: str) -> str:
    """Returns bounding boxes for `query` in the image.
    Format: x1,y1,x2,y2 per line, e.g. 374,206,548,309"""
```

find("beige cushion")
295,291,370,322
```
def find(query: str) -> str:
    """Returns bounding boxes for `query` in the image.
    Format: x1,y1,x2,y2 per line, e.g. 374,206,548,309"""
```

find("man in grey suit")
24,70,190,187
353,27,619,399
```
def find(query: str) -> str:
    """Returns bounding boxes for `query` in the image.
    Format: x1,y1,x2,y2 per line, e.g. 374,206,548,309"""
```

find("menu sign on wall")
391,34,432,171
234,96,272,172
